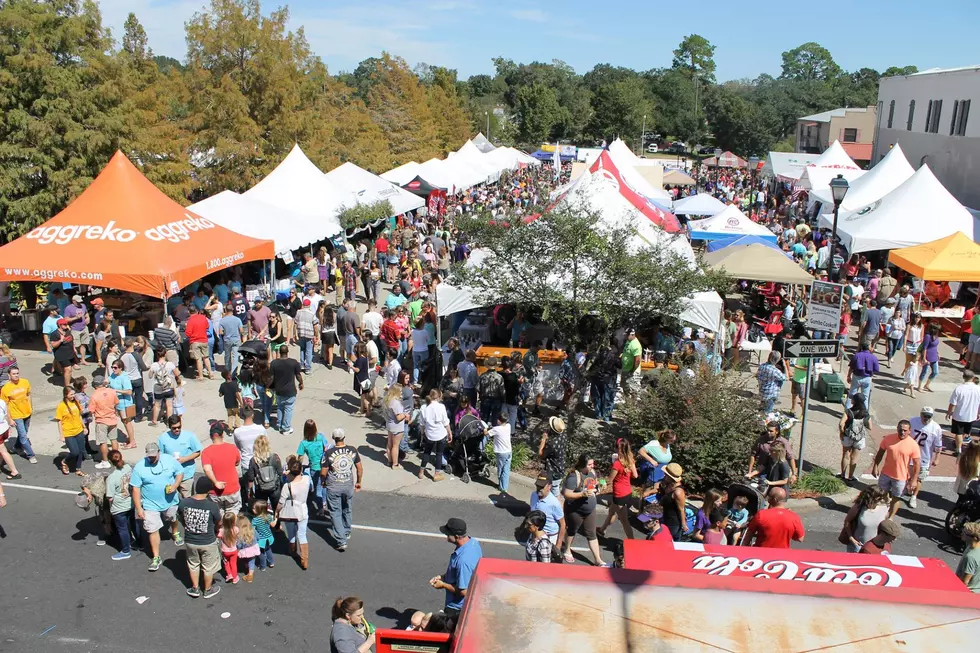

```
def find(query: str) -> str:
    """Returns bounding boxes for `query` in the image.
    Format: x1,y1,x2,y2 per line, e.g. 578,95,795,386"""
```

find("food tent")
704,243,813,284
663,169,697,185
797,140,865,191
688,205,778,242
672,192,728,216
382,550,980,652
380,161,421,186
188,190,325,254
760,151,820,181
470,132,495,153
703,151,747,168
0,152,275,297
402,158,456,195
888,231,980,281
324,162,424,217
818,164,976,253
589,151,678,229
244,144,346,238
705,234,785,253
810,143,914,210
449,142,501,184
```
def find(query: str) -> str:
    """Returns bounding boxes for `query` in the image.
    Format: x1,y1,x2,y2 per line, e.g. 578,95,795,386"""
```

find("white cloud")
508,9,548,22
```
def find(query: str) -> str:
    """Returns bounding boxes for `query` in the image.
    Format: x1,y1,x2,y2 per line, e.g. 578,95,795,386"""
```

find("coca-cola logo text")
691,554,903,587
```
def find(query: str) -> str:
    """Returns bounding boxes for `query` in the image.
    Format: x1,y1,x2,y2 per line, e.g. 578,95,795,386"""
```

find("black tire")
946,505,970,541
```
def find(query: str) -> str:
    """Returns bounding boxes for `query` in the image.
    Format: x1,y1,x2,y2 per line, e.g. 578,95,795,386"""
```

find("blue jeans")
496,452,512,492
326,487,354,547
761,395,777,414
502,403,519,433
13,417,35,458
255,385,273,425
594,379,616,420
923,360,940,382
310,472,325,513
277,395,296,432
401,422,413,453
112,511,134,554
63,432,85,472
298,337,314,371
886,336,903,359
257,544,274,569
283,518,308,544
847,375,872,408
412,351,429,383
480,397,502,424
208,335,216,371
223,340,240,373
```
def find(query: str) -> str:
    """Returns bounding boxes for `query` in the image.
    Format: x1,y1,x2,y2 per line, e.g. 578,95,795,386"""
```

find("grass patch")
793,468,846,496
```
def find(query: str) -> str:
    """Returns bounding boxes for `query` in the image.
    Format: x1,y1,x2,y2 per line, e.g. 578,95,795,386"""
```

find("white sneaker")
908,496,917,509
95,461,111,469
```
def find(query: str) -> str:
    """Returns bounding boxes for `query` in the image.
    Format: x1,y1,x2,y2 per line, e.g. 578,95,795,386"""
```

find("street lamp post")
485,111,490,141
829,173,850,252
640,114,646,156
748,156,760,214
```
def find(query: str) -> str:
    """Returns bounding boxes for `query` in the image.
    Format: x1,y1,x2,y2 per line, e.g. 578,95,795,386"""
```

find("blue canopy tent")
530,149,576,162
688,205,779,243
706,235,784,253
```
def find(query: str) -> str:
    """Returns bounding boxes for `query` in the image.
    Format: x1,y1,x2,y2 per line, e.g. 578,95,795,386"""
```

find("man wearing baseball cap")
293,297,319,374
201,421,242,514
430,518,482,618
906,406,943,510
637,503,673,545
48,317,78,387
178,476,223,598
130,441,184,572
529,474,565,548
63,294,91,365
321,428,363,552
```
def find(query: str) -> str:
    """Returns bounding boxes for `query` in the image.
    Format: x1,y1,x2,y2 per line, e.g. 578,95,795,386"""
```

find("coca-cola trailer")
376,539,980,652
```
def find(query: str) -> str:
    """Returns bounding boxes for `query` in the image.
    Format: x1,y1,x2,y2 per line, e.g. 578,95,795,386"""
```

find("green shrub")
337,199,394,231
623,370,761,494
484,441,534,470
794,468,846,495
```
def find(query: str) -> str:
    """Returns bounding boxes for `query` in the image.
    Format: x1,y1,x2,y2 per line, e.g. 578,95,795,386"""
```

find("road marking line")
6,480,589,551
859,474,954,482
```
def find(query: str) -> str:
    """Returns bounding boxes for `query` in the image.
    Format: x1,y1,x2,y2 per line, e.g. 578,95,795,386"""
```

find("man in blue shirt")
42,304,61,355
430,518,482,617
131,442,183,572
384,284,407,310
156,414,202,502
529,475,566,549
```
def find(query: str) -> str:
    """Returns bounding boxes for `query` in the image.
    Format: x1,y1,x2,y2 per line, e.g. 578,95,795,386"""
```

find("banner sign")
540,144,577,157
808,280,844,333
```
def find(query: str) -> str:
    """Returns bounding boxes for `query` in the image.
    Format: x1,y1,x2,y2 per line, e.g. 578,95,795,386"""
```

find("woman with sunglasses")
109,360,137,449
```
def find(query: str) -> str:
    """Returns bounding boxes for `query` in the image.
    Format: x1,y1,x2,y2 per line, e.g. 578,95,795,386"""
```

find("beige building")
795,106,877,167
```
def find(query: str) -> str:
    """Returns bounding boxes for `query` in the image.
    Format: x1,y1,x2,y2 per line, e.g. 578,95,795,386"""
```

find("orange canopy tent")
888,231,980,282
0,152,275,298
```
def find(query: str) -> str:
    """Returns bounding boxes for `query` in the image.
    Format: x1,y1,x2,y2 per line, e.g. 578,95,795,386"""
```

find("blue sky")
99,0,977,81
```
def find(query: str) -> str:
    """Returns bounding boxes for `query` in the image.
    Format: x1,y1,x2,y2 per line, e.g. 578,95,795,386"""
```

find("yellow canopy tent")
888,231,980,282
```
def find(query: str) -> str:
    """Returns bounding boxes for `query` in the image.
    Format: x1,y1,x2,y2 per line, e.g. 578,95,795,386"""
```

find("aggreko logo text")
25,214,216,245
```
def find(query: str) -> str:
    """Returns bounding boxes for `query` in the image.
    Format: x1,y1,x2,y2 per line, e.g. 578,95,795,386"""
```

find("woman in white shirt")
408,320,430,385
418,389,451,482
275,458,312,569
384,384,408,470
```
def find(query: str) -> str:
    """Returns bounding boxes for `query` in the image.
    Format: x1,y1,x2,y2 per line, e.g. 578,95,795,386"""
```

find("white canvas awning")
672,193,728,216
761,152,820,181
689,205,779,242
470,132,495,153
324,161,424,217
380,161,421,186
188,190,324,254
810,144,914,211
818,164,975,253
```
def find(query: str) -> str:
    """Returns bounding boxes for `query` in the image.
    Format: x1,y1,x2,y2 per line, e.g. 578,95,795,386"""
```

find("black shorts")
565,509,597,541
613,494,632,507
951,419,976,436
155,389,175,401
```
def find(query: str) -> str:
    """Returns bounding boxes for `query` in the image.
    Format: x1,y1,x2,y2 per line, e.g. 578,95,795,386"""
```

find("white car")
646,144,659,153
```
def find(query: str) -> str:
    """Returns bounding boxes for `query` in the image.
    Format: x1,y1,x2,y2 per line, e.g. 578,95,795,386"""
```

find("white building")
872,65,979,209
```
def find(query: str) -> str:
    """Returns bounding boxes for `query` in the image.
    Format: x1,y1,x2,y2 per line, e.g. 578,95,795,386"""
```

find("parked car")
698,146,714,155
668,142,687,153
646,144,659,153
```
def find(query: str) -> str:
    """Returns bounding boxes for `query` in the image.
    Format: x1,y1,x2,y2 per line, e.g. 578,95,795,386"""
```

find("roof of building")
908,65,980,77
798,107,871,123
841,142,873,162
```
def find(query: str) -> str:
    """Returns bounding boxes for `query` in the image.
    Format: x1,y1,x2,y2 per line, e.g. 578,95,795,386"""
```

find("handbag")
277,482,300,522
360,378,373,392
837,506,860,545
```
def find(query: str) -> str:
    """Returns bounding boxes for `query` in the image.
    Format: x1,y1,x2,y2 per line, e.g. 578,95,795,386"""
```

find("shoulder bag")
277,481,300,522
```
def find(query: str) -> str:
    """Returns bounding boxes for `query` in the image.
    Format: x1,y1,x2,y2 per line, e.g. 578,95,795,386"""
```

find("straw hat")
663,462,683,482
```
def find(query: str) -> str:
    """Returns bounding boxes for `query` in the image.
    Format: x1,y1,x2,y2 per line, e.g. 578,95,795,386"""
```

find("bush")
337,200,394,231
484,441,534,470
623,371,761,493
794,468,846,496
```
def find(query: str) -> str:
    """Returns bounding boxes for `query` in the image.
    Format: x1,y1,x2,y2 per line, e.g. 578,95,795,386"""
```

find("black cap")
439,518,467,537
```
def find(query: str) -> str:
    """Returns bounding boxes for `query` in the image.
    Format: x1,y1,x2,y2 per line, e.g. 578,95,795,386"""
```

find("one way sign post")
783,339,840,359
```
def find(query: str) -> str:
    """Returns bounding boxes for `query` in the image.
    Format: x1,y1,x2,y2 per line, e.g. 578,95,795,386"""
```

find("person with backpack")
839,393,871,482
246,434,282,509
477,358,505,426
559,454,609,567
148,348,177,426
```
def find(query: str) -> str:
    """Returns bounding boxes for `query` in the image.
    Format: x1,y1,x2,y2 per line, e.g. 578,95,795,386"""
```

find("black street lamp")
829,173,850,250
747,156,760,212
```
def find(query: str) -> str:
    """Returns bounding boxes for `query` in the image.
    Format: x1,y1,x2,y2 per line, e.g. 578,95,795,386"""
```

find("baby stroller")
726,482,768,546
450,413,491,483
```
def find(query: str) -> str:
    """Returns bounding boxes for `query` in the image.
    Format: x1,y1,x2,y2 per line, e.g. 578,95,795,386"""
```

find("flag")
552,142,561,180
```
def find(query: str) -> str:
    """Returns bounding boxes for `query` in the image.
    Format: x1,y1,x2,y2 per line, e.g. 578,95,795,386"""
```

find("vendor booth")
818,164,975,253
469,132,494,153
797,140,865,192
188,190,325,253
688,205,778,242
0,151,275,298
662,168,697,186
673,193,727,216
324,161,425,218
760,151,819,182
704,243,814,284
702,151,747,168
380,161,422,186
705,234,784,253
810,143,914,211
888,231,980,282
376,543,980,652
588,151,678,230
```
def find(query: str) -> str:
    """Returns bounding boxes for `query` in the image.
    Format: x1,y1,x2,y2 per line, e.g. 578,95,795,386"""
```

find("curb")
787,487,860,512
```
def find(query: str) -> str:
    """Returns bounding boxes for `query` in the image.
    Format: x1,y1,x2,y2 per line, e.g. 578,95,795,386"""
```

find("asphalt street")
1,455,969,652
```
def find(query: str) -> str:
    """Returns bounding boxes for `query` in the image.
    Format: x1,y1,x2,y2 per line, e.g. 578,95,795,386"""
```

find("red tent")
704,151,749,168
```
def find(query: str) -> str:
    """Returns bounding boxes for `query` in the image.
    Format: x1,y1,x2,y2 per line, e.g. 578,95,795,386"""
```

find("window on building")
956,99,971,136
907,100,915,131
887,100,895,128
951,100,960,136
925,100,933,132
929,99,943,133
842,128,858,143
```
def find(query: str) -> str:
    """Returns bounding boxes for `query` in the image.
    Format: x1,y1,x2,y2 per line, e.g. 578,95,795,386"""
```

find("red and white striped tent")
703,151,748,168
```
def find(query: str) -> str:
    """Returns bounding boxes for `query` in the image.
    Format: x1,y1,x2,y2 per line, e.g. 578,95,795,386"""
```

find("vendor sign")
807,279,844,333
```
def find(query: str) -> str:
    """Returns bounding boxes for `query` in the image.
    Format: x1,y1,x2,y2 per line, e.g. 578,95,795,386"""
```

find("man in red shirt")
744,487,805,548
201,422,242,514
638,504,673,546
184,306,212,380
859,519,900,554
374,233,389,280
379,308,402,354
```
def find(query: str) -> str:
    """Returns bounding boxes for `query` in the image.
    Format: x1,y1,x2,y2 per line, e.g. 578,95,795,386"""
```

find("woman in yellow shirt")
56,386,86,476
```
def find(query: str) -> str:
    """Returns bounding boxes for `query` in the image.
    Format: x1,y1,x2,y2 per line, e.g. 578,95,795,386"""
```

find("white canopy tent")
443,156,490,190
324,162,424,217
607,138,662,168
672,193,728,216
449,142,501,183
380,161,421,186
511,148,540,166
243,144,345,239
688,205,779,242
760,152,820,181
188,190,325,253
818,164,975,253
600,146,672,202
484,147,521,172
810,144,914,211
414,158,457,192
797,140,864,190
470,133,495,153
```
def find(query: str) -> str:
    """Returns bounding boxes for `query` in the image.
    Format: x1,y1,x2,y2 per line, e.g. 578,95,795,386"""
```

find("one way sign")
783,339,840,359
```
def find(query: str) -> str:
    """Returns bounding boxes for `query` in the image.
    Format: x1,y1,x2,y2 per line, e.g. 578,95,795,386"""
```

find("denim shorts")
877,473,906,498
